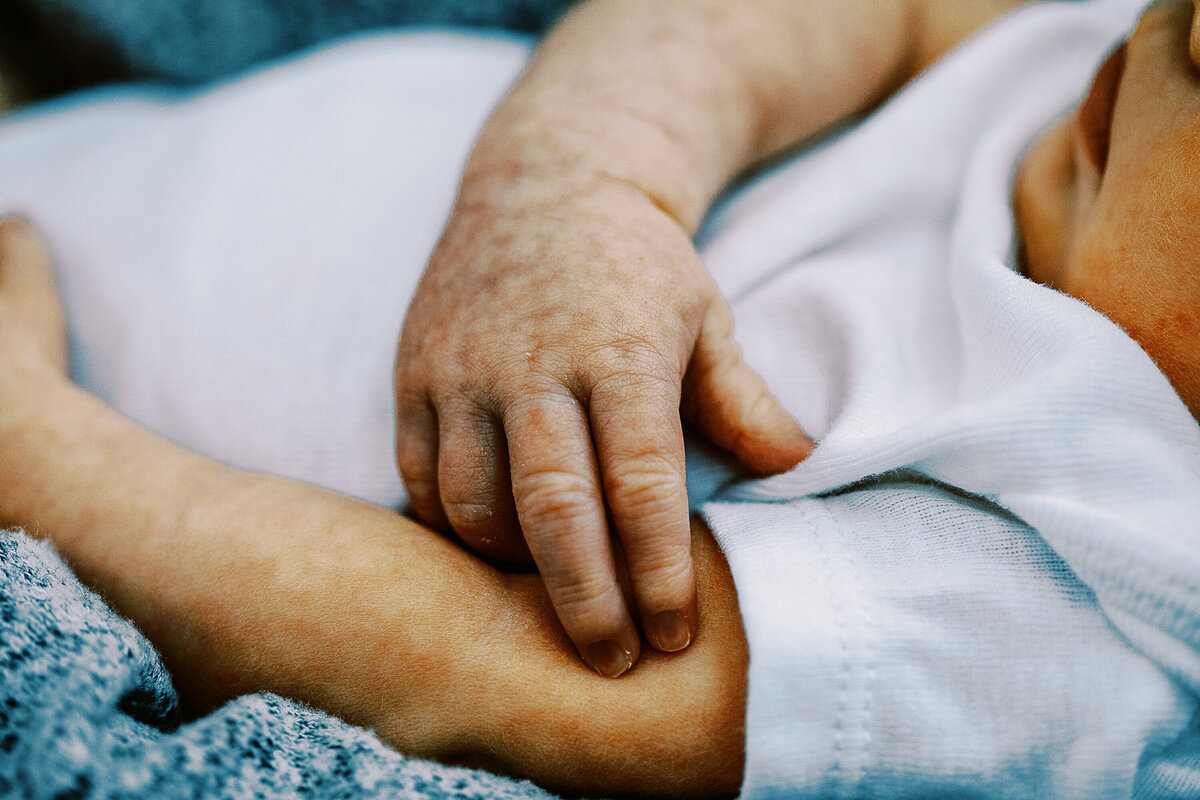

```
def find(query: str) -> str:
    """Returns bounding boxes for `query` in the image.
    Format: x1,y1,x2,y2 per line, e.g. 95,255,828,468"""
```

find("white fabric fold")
0,32,531,507
694,0,1200,794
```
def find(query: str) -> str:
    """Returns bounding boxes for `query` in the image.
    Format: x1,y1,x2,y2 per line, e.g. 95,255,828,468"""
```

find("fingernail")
585,640,632,678
650,610,692,652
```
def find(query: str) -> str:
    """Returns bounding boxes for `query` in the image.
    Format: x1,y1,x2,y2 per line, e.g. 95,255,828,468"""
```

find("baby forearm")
465,0,1034,231
466,0,923,230
0,377,748,795
0,379,460,743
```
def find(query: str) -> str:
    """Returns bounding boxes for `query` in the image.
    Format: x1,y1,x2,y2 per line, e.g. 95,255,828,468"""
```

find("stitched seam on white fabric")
826,502,874,799
803,499,852,796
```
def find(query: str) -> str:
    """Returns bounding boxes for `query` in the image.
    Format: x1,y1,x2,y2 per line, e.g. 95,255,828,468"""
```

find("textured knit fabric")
691,0,1200,794
0,531,557,800
14,0,577,83
0,1,1198,798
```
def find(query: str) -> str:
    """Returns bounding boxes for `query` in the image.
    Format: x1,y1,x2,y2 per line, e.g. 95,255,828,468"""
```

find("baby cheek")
1066,237,1200,419
1155,308,1198,339
1119,298,1200,420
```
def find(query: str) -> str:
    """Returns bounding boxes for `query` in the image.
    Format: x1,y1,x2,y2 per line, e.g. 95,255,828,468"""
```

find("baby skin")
1015,0,1200,407
392,0,1034,676
0,217,749,797
396,0,1200,678
3,0,1200,796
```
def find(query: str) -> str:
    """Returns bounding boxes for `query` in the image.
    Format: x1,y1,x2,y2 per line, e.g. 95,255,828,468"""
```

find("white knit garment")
0,2,1197,797
694,0,1200,795
691,0,1200,796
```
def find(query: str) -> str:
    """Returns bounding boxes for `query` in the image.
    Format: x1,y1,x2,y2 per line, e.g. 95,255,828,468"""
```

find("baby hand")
394,178,811,676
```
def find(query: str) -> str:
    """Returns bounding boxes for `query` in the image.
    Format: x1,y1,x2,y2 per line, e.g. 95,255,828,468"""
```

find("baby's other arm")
0,219,747,798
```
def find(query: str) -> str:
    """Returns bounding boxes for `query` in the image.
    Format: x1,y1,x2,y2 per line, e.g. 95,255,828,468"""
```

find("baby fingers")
504,386,643,677
589,372,695,654
395,389,531,563
436,405,528,565
395,393,449,530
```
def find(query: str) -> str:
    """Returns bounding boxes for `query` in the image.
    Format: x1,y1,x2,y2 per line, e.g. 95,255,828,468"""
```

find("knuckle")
402,477,441,516
396,449,439,507
393,390,423,417
393,339,424,374
605,458,684,518
0,218,41,261
512,340,571,374
512,468,597,528
705,300,735,334
501,383,581,423
717,329,745,363
402,473,439,499
738,384,777,430
707,336,746,380
570,315,674,367
542,568,624,622
593,332,675,377
592,365,676,399
441,397,500,435
600,328,659,360
627,545,693,591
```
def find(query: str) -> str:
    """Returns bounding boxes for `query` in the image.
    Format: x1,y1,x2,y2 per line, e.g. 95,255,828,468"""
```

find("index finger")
590,370,696,654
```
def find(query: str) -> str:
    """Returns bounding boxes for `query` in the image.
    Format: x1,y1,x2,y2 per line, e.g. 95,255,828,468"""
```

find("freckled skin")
1172,311,1197,337
394,0,1031,675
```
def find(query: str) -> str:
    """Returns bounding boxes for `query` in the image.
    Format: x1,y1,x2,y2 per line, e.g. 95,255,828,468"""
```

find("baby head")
1014,0,1200,419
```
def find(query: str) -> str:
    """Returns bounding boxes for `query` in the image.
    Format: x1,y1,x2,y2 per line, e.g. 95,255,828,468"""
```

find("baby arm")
395,0,1033,675
0,218,747,797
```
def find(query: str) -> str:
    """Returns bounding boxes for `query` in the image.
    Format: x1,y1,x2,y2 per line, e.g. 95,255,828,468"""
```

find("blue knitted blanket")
0,530,559,800
17,0,578,83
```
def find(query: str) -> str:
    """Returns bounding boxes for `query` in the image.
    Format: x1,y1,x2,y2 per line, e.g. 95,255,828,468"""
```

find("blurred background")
0,0,581,110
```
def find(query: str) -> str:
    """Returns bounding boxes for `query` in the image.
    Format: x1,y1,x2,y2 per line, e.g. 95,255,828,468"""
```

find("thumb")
0,216,68,376
682,302,812,475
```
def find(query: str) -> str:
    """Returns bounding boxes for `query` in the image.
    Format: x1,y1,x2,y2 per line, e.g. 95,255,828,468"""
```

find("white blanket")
1,2,1198,796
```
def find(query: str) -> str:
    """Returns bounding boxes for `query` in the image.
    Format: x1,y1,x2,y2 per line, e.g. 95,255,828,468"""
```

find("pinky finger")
395,392,448,529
